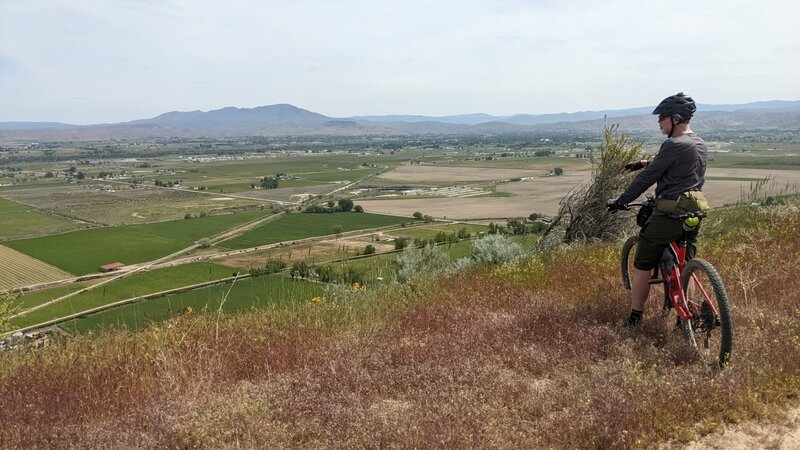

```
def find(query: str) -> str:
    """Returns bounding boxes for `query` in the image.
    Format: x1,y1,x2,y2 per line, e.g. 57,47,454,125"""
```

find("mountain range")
2,101,799,141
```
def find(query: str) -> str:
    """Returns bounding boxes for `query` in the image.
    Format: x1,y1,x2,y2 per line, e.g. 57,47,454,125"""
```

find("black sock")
627,309,643,326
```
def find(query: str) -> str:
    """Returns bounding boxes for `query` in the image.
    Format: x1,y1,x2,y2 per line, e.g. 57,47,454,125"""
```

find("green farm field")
390,223,488,241
709,154,800,170
11,262,235,329
5,210,270,275
0,197,77,240
220,212,411,249
7,281,95,311
62,274,324,333
145,155,397,193
0,184,262,225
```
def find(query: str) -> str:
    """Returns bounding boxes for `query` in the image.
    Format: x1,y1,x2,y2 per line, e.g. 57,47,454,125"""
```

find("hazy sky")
1,0,798,124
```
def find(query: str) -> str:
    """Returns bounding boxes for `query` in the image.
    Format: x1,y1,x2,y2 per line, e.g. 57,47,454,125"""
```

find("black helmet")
652,92,696,123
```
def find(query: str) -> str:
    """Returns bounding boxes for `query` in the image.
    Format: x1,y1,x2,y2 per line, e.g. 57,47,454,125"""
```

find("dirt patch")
379,164,549,182
219,238,395,269
360,168,800,220
703,168,800,206
679,403,800,450
360,172,590,219
233,184,332,202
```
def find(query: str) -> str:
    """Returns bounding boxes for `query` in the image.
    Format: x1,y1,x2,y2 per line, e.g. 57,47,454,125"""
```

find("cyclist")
607,92,709,326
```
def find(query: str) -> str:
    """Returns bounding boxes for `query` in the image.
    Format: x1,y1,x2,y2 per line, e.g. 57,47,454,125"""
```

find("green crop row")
5,210,271,275
63,274,324,333
221,212,411,249
10,262,237,329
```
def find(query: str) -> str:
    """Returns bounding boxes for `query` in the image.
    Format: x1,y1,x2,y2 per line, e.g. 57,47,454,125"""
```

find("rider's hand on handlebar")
606,198,626,212
622,160,647,173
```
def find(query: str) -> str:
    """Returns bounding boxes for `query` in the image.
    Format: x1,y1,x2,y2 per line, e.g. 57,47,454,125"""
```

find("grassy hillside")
1,202,798,448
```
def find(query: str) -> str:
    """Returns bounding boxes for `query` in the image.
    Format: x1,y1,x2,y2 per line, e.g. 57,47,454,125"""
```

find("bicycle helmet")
652,92,696,124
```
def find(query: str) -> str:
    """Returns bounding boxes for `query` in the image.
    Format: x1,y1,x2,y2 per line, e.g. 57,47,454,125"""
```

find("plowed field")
0,245,72,291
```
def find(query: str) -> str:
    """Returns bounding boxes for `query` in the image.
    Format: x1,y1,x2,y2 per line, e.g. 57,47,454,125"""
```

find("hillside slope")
1,202,799,448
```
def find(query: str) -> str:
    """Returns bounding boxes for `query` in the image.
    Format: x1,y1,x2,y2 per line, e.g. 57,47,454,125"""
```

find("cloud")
1,0,798,123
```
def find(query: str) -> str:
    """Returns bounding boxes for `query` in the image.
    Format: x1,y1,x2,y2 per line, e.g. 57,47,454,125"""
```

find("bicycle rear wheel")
620,235,638,290
680,258,733,369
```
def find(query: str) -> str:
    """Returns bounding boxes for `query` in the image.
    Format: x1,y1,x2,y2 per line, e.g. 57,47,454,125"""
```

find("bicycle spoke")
681,259,733,369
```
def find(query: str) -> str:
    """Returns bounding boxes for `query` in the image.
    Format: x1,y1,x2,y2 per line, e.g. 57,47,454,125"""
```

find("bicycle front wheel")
680,258,733,369
620,235,638,291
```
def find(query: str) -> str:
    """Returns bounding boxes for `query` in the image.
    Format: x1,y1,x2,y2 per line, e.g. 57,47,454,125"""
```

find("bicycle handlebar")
621,201,707,220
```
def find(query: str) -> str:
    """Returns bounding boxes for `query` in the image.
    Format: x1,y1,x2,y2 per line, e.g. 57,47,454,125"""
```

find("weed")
1,201,799,448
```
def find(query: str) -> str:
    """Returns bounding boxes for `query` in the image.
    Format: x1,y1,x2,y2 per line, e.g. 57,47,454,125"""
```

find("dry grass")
1,203,799,449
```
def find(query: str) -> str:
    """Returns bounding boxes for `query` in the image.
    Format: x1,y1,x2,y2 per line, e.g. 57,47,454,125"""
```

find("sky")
1,0,798,124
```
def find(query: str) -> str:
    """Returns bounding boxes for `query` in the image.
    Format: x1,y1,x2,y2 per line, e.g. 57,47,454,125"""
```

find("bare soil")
678,404,800,450
378,164,549,182
360,167,800,219
219,237,395,269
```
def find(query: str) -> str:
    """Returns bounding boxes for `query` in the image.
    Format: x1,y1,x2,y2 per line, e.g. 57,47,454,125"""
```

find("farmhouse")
99,262,125,273
372,233,392,242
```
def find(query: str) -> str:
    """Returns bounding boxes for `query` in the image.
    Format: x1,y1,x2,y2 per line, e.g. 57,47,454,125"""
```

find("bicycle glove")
606,199,625,211
624,160,646,171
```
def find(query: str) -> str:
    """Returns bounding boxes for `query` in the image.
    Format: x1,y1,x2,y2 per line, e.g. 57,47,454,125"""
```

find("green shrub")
471,234,526,265
395,244,451,283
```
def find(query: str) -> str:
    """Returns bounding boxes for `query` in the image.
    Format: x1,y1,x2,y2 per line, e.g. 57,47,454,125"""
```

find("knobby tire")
680,258,733,369
620,235,638,291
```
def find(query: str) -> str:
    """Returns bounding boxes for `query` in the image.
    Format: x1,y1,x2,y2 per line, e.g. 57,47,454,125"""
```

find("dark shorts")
634,213,699,270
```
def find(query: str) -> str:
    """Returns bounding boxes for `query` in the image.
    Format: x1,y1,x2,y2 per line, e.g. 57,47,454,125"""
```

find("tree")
338,198,354,212
528,212,542,221
394,237,409,250
506,217,527,235
413,211,424,219
553,167,564,176
332,225,344,236
363,244,376,255
353,205,364,213
304,203,327,213
260,177,279,189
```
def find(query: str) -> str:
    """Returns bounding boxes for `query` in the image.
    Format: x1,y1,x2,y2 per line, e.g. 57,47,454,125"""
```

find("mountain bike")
619,198,733,369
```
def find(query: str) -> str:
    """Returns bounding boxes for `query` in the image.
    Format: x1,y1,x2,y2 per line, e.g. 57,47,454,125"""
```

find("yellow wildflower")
310,296,322,303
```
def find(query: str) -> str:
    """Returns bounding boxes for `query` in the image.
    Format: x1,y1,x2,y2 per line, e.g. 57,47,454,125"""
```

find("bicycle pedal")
648,278,666,285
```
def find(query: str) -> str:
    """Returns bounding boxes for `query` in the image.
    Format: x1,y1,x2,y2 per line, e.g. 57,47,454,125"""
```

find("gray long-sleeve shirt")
617,133,707,205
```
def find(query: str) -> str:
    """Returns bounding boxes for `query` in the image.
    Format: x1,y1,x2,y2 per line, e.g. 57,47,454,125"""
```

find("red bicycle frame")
663,238,719,321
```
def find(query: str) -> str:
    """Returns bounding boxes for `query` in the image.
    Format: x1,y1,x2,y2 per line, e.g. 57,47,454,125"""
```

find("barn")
99,262,125,273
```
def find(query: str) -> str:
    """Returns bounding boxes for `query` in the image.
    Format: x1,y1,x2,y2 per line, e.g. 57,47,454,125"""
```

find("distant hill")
1,100,798,141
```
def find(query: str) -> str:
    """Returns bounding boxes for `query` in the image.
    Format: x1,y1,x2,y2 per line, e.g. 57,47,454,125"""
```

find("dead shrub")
543,124,646,245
